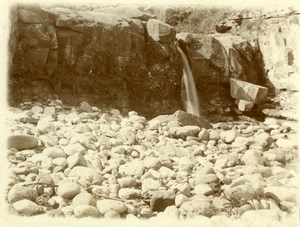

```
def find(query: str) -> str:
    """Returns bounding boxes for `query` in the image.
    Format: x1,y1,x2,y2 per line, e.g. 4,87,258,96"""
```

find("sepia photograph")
1,0,299,226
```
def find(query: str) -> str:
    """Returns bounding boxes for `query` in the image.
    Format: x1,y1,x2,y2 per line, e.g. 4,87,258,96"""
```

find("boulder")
230,78,268,104
170,110,212,129
238,99,254,112
7,135,38,150
147,19,176,42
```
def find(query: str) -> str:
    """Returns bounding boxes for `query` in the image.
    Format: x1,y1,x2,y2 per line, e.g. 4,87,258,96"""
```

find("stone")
63,143,86,156
221,130,237,143
147,19,176,42
224,184,257,201
8,184,38,203
230,78,268,104
170,110,212,129
253,132,274,148
198,129,210,141
96,199,127,215
31,105,43,114
52,157,67,168
180,199,215,218
163,205,180,219
195,173,219,185
117,177,138,188
104,210,120,219
238,99,254,111
212,197,231,212
150,191,175,212
57,182,81,200
43,146,67,159
143,157,162,170
72,192,96,207
47,209,65,217
37,119,55,134
69,166,104,184
141,178,161,193
158,166,176,179
263,149,286,164
79,101,93,113
194,184,214,196
242,149,264,166
118,188,141,200
67,153,87,169
275,138,298,149
209,130,220,140
264,187,298,203
169,126,201,139
7,135,38,150
140,207,153,218
73,205,101,218
175,194,188,207
119,160,145,178
13,199,42,215
43,107,56,116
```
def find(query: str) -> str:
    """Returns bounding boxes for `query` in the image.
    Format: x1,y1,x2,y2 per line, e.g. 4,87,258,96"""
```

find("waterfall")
176,45,201,116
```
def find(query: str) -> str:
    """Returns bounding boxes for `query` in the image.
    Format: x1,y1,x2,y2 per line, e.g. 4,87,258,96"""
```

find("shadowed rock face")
8,4,183,117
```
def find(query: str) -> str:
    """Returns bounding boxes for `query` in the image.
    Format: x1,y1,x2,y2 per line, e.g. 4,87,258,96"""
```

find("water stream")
176,45,201,116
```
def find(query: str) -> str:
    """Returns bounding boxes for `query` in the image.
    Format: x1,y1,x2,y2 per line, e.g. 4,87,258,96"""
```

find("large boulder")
147,19,176,43
230,78,268,104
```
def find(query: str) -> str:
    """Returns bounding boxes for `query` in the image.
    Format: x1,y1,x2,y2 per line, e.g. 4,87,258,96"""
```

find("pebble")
57,182,81,200
140,207,153,218
104,210,121,218
8,184,38,203
74,205,101,218
175,194,188,207
193,183,214,196
117,176,138,188
242,149,264,166
118,188,141,200
195,173,219,185
96,199,127,215
119,160,145,178
72,191,96,207
13,199,42,215
141,178,161,193
180,199,215,218
68,166,104,184
37,119,55,134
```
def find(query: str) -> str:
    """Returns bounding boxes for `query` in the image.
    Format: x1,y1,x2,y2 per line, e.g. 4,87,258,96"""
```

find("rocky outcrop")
9,5,182,117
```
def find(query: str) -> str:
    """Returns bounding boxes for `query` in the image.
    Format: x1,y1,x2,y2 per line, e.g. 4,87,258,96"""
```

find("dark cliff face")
8,4,183,117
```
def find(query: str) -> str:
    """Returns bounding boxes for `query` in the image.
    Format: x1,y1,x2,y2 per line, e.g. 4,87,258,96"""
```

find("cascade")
176,45,201,116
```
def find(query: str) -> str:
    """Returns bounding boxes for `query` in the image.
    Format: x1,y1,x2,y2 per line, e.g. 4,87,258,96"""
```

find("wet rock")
57,182,81,200
8,184,38,203
180,199,215,218
96,199,127,215
69,166,104,184
150,191,175,212
13,199,42,215
242,149,264,166
72,191,96,207
7,135,38,150
74,205,101,218
230,78,268,104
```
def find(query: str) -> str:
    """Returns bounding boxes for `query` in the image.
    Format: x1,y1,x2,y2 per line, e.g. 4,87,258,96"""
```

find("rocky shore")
5,99,300,226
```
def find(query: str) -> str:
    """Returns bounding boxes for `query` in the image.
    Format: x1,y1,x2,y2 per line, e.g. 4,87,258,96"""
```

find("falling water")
176,45,201,116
